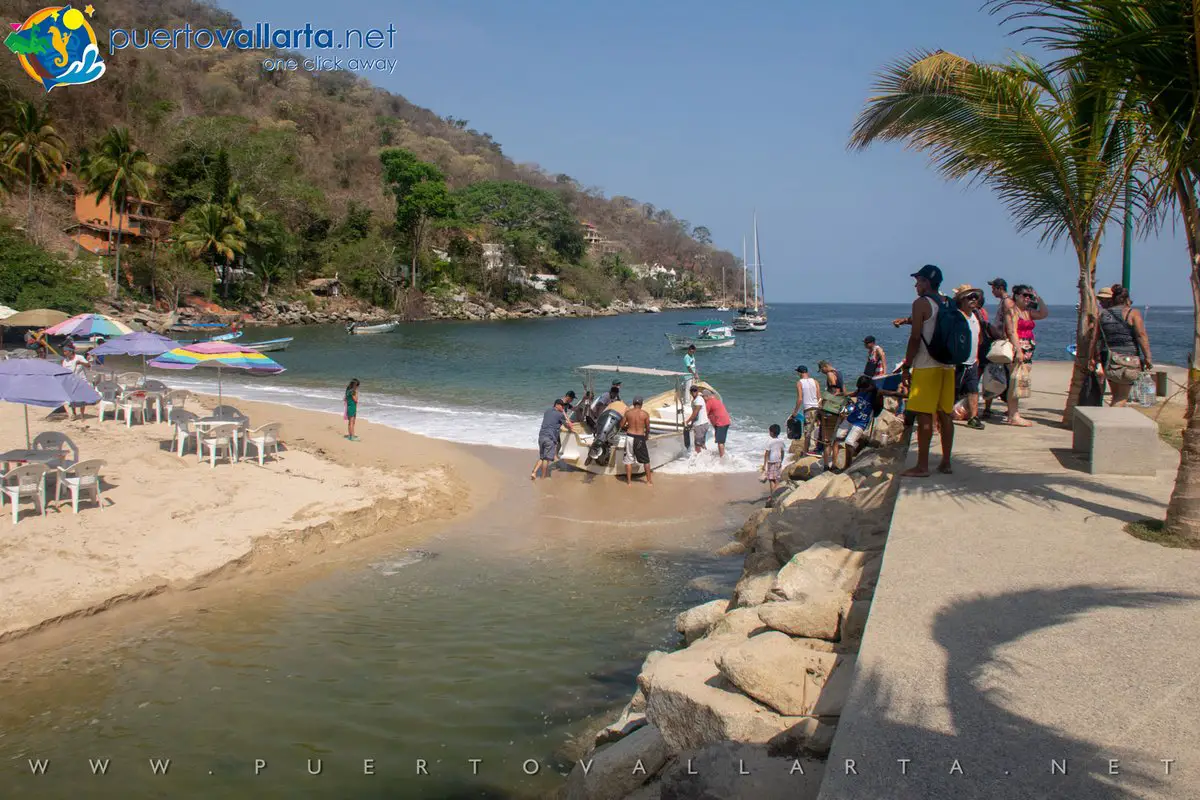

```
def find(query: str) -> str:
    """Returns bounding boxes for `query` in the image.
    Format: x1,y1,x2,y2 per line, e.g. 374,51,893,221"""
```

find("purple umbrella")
0,358,101,447
91,331,177,375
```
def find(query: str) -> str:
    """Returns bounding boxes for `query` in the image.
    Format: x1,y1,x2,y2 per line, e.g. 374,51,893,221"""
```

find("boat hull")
245,337,293,352
732,317,767,332
349,322,398,335
665,334,736,350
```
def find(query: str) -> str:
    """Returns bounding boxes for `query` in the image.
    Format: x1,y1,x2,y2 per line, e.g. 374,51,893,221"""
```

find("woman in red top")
703,390,733,458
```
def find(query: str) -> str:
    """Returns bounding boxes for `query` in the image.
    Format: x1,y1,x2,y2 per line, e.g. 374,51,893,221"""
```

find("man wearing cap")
683,345,698,397
952,284,987,430
588,382,622,426
620,396,653,485
987,278,1014,340
862,336,887,379
532,397,578,480
791,365,821,453
899,264,955,477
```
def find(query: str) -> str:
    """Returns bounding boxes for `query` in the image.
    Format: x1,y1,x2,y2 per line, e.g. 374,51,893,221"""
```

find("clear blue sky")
218,0,1189,306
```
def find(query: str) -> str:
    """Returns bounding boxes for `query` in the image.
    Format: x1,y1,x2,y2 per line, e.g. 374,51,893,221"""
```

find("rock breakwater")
563,441,904,800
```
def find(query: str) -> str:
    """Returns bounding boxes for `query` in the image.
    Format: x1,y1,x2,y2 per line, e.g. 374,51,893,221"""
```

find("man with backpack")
898,264,972,477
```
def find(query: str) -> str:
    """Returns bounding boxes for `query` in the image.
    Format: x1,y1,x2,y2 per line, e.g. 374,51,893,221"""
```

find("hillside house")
631,263,679,285
65,188,172,257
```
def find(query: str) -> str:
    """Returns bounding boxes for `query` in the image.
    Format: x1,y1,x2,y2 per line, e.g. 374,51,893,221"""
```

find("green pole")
1121,173,1133,291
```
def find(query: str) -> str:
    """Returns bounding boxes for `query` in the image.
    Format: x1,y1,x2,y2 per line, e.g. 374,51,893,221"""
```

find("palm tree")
82,127,155,298
989,0,1200,540
0,101,65,237
177,202,246,282
849,50,1134,419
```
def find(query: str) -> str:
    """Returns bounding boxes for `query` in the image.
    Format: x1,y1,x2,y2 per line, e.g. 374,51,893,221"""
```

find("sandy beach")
0,392,504,643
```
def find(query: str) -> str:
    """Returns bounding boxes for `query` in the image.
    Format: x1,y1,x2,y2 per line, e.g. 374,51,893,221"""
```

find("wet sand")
0,393,761,651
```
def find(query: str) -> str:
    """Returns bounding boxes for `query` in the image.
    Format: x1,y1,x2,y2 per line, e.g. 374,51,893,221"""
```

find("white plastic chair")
97,387,121,422
169,409,198,457
143,379,168,392
243,423,282,466
200,422,240,467
212,405,246,420
116,391,146,427
32,431,78,465
1,463,49,524
140,391,166,424
116,371,144,389
55,459,106,514
164,390,191,414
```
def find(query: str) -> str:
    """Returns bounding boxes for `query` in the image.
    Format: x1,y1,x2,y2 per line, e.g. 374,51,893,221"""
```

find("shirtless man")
621,396,653,486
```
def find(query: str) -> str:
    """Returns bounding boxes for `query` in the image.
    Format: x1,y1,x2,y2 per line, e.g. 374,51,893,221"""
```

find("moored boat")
733,213,768,332
244,337,294,353
347,321,399,335
556,365,721,477
665,320,736,350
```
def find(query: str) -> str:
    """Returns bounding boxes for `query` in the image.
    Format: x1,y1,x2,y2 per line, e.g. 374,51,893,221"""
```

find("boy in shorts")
832,376,875,471
762,423,786,502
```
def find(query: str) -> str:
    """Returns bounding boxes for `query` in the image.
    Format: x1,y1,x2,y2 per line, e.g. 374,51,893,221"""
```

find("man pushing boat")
620,397,653,486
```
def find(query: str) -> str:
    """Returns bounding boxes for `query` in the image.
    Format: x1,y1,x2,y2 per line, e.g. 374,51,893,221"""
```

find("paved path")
819,363,1200,800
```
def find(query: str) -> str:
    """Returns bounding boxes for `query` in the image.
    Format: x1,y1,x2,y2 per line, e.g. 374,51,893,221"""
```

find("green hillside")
0,0,740,315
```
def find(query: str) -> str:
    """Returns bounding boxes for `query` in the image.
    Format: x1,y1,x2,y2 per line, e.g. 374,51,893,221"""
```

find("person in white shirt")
790,365,822,454
683,345,698,396
685,384,710,453
952,284,986,430
60,343,90,419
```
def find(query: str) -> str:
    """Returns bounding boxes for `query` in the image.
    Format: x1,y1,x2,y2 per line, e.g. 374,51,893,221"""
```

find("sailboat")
733,214,767,332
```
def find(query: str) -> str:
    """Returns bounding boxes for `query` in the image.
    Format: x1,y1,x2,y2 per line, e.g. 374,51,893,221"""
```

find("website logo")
5,5,105,92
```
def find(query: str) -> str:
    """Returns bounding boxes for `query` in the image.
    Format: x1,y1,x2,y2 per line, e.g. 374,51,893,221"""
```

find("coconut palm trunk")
25,159,33,237
1164,171,1200,540
114,194,128,288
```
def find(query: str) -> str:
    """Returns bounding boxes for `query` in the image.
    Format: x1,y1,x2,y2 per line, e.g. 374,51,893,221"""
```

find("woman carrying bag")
1092,285,1152,407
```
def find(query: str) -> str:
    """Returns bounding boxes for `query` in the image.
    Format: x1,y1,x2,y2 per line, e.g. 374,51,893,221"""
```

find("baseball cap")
911,264,943,285
633,396,644,405
987,278,1007,290
564,390,577,399
795,364,808,374
610,381,622,387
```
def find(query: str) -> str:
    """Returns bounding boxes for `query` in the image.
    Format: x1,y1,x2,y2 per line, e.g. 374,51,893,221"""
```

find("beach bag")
786,415,804,440
1015,362,1032,399
923,295,974,365
820,390,847,416
982,363,1008,397
1098,307,1142,385
987,339,1014,364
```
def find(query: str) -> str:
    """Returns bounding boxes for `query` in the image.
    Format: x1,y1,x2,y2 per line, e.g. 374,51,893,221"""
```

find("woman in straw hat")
1092,284,1152,406
952,284,988,429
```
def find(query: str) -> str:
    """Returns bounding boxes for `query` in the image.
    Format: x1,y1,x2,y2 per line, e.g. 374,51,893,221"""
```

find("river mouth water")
0,447,760,799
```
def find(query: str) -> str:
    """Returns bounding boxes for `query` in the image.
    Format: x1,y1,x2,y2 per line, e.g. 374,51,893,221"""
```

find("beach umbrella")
148,342,285,404
91,331,176,375
44,313,134,339
1,309,70,328
0,358,100,447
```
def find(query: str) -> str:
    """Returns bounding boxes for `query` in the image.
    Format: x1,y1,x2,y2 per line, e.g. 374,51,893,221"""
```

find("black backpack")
923,295,973,365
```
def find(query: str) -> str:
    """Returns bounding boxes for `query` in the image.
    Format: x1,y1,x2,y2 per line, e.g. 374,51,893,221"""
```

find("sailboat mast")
752,213,760,311
741,237,747,308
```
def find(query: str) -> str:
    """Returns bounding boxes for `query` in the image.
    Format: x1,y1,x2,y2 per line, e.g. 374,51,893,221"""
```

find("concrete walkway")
819,363,1200,800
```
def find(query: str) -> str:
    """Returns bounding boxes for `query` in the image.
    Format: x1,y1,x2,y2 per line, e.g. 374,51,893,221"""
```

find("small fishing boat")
556,365,721,476
347,320,399,335
665,320,736,350
716,305,731,312
244,337,294,353
176,330,243,345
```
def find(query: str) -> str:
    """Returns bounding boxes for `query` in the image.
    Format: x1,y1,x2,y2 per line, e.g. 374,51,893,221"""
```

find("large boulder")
756,595,847,641
763,500,888,563
778,472,854,508
595,687,650,746
732,573,774,608
566,724,670,800
676,600,731,645
638,635,811,753
734,508,772,546
707,607,769,640
840,600,873,647
769,542,875,602
716,632,856,717
658,741,825,800
787,455,823,482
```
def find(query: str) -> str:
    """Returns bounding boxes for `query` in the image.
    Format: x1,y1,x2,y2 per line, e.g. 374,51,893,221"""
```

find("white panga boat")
733,213,768,332
665,319,736,350
556,365,720,476
244,337,294,352
347,321,398,335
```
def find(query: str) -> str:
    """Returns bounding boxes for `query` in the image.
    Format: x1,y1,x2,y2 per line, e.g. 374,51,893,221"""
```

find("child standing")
762,423,786,501
344,379,360,440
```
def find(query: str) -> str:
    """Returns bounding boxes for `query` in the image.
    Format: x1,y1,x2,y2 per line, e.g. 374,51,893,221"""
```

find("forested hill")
0,0,738,312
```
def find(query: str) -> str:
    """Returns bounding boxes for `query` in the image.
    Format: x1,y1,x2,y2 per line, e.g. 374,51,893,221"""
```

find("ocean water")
150,303,1192,474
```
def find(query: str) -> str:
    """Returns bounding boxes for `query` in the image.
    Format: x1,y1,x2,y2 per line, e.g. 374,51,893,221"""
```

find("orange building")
65,189,172,256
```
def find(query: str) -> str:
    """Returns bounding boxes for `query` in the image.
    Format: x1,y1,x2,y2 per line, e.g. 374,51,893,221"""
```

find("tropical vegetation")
0,0,738,318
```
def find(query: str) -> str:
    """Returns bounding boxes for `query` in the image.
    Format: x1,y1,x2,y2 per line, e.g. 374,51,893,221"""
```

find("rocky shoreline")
561,414,907,800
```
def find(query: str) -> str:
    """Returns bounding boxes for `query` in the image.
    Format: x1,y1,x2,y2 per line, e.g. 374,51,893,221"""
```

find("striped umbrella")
148,342,285,404
44,313,134,338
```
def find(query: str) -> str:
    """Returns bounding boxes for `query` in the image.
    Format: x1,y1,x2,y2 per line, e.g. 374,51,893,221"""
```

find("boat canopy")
578,365,687,377
678,320,725,327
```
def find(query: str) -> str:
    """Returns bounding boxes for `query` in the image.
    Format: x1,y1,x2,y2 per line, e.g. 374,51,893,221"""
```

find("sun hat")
952,283,984,301
1096,286,1114,300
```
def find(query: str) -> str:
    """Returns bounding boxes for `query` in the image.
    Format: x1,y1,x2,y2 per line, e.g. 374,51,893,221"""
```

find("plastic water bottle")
1138,372,1157,407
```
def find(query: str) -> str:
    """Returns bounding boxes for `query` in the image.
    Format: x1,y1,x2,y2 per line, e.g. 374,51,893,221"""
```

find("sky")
214,0,1190,306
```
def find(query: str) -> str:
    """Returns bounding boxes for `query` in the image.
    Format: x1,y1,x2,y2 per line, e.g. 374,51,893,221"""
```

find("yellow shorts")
908,366,956,415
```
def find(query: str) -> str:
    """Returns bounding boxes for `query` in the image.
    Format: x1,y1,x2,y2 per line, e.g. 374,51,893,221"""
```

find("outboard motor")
587,408,625,465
